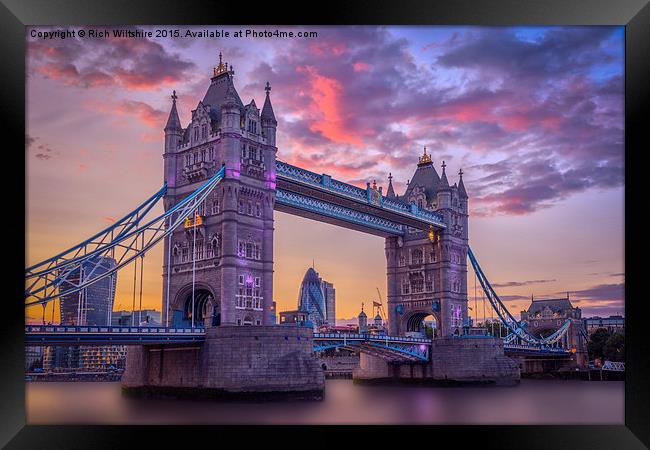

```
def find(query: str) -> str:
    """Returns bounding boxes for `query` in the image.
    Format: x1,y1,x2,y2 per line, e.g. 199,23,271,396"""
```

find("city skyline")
26,25,624,322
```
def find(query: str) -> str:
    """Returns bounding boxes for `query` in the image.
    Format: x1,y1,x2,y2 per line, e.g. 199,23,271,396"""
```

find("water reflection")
26,379,624,425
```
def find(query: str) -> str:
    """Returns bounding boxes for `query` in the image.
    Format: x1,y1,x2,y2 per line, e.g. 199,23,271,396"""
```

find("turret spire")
164,90,182,131
458,168,468,199
386,172,396,198
261,81,277,123
439,160,450,188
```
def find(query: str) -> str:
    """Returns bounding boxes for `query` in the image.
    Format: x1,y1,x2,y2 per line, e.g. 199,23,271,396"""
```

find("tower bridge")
25,53,585,396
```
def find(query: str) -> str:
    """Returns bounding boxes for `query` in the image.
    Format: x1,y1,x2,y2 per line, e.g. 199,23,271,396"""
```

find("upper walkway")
275,160,445,237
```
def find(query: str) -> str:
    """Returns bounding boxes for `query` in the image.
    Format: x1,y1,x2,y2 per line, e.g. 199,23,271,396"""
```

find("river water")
26,379,623,425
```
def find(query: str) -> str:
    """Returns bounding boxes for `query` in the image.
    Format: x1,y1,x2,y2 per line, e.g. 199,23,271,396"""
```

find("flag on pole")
373,301,382,307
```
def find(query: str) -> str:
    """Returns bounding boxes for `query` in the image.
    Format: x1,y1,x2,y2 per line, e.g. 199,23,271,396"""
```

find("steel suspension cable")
138,232,144,326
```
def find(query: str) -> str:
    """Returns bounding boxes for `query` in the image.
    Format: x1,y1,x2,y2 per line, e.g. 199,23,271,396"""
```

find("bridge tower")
386,149,469,337
161,53,277,328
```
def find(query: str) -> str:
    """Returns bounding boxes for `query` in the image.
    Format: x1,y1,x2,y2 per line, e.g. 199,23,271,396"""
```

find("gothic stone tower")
386,148,469,337
161,54,278,328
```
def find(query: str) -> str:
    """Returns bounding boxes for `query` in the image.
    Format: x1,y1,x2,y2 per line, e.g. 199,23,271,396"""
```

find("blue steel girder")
275,188,405,236
312,333,431,361
275,160,446,236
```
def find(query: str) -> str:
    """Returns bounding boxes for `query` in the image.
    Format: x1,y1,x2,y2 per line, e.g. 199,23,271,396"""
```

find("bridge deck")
24,326,571,358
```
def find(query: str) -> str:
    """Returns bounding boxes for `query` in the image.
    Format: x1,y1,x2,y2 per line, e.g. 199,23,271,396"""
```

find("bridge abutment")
353,337,519,386
122,325,324,399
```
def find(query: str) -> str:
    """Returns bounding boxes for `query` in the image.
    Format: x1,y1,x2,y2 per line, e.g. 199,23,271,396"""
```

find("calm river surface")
26,379,623,425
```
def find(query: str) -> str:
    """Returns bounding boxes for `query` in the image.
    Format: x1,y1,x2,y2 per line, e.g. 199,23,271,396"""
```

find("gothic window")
241,145,247,159
250,147,257,160
429,251,436,263
246,201,252,215
255,277,261,287
254,243,261,260
425,275,433,292
181,246,189,263
402,279,410,295
246,242,253,259
399,254,405,267
411,273,424,293
201,124,207,140
417,199,424,210
256,203,261,217
209,147,214,160
412,249,423,265
191,240,203,261
172,244,180,264
185,154,190,166
212,235,220,257
193,127,199,141
211,197,220,214
238,275,244,285
239,200,245,214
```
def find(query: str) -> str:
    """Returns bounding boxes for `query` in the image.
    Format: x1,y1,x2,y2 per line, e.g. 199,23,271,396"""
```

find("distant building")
111,309,162,327
295,267,337,328
584,315,624,335
43,346,79,371
279,310,309,325
46,256,118,372
59,255,117,326
358,305,368,334
520,295,582,337
78,345,127,370
519,294,587,366
322,281,336,326
25,346,43,371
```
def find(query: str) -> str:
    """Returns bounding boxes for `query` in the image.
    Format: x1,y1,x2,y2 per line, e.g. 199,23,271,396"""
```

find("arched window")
172,244,180,264
412,249,423,265
402,279,410,295
425,275,433,292
399,254,405,267
211,197,220,214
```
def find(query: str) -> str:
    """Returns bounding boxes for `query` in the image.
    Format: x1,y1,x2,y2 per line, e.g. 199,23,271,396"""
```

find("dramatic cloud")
27,29,197,90
242,26,623,214
569,283,624,302
492,279,556,288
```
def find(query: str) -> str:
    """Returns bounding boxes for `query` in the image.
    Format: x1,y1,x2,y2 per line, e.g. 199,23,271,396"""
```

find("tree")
603,332,625,362
587,327,611,361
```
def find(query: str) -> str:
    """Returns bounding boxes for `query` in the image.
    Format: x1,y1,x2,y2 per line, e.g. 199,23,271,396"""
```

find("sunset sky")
25,26,624,324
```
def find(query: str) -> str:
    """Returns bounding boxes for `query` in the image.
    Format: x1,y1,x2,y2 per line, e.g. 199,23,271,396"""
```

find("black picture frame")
2,0,648,447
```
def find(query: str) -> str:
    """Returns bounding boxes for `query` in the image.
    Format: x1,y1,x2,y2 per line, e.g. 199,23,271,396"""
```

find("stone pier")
122,325,324,400
354,336,520,386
